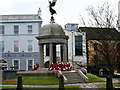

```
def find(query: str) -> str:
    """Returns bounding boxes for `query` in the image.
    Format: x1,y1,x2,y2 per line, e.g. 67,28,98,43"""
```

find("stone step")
62,71,86,84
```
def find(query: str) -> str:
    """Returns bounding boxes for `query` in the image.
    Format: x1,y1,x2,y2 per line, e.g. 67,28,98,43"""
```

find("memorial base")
17,68,56,76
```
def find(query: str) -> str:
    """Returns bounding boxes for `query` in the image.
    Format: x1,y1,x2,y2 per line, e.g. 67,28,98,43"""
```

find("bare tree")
79,2,117,28
79,2,119,90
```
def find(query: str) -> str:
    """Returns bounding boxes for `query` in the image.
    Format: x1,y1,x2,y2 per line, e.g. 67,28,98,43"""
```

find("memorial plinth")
17,68,56,76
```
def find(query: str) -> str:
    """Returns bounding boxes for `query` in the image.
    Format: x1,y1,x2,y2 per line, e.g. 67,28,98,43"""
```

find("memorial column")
63,43,67,62
50,43,53,64
39,44,44,68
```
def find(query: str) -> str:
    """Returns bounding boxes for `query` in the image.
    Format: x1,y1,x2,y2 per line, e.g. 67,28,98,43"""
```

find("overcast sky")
0,0,119,27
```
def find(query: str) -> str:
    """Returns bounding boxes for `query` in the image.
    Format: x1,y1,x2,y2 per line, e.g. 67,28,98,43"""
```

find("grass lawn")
2,85,80,89
23,76,59,85
86,73,106,82
2,73,106,85
3,76,59,85
2,73,120,89
1,73,108,89
98,83,120,88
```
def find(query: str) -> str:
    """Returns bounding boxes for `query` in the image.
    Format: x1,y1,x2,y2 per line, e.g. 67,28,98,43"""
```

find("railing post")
17,75,23,90
59,75,64,90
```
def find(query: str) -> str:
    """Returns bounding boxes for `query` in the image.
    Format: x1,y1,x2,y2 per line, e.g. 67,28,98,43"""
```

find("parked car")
113,73,120,78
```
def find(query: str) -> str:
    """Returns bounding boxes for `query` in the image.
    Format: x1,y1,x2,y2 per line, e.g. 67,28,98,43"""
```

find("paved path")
79,78,120,89
79,83,99,89
1,78,120,89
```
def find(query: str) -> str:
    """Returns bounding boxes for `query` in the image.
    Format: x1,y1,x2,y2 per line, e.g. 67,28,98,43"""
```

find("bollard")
59,75,64,90
17,76,23,90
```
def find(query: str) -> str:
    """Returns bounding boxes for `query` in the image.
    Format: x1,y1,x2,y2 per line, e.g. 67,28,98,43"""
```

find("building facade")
0,14,87,70
0,14,42,70
80,27,120,74
64,23,87,67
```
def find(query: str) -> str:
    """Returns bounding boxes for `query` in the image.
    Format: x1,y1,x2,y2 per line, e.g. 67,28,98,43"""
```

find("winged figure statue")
48,0,57,16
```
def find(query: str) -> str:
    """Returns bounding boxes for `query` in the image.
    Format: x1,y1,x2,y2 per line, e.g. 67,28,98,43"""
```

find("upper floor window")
14,25,19,34
75,36,83,56
71,24,75,30
65,24,78,31
14,41,19,52
0,41,4,52
0,25,5,34
28,25,32,34
28,41,33,52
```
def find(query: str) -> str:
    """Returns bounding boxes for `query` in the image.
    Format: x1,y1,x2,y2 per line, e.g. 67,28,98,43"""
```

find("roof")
39,22,65,37
36,19,69,44
0,14,41,20
65,23,78,26
79,27,120,40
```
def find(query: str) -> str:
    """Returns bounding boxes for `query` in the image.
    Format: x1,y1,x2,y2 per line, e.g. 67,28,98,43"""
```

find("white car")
114,73,120,75
114,73,120,78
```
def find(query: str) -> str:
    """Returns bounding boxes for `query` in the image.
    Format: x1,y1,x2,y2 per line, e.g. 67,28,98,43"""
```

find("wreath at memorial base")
48,62,72,71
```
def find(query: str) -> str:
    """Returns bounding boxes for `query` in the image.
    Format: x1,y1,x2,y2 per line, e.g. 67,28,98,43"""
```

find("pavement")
0,78,120,89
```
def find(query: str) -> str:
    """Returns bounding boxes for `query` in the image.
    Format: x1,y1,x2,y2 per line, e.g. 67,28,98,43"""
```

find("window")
0,59,8,70
46,44,49,56
0,41,4,52
28,41,33,52
14,25,19,34
75,36,83,56
0,25,5,34
28,25,32,34
27,60,34,71
71,24,75,30
14,41,19,52
13,60,19,70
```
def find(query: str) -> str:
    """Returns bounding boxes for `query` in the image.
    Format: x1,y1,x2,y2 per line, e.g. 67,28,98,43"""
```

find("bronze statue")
48,0,57,16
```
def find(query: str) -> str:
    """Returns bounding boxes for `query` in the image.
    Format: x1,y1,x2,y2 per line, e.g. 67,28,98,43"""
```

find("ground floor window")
12,59,20,70
27,59,34,71
0,59,8,70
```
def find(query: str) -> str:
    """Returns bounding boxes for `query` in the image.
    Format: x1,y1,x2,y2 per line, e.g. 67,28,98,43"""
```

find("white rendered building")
64,23,87,67
0,14,42,70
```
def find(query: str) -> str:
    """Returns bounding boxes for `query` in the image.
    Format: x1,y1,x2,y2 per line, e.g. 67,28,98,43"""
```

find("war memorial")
16,0,88,89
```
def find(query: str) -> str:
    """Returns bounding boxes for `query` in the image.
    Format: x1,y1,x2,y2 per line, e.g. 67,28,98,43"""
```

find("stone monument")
16,2,87,89
36,0,69,68
17,0,68,75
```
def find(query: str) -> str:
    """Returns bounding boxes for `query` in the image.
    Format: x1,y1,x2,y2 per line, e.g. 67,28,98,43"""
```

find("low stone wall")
17,68,55,76
57,70,67,83
2,70,17,81
77,70,88,82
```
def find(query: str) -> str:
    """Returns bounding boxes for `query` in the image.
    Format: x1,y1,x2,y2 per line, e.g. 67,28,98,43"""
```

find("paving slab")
80,83,98,88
